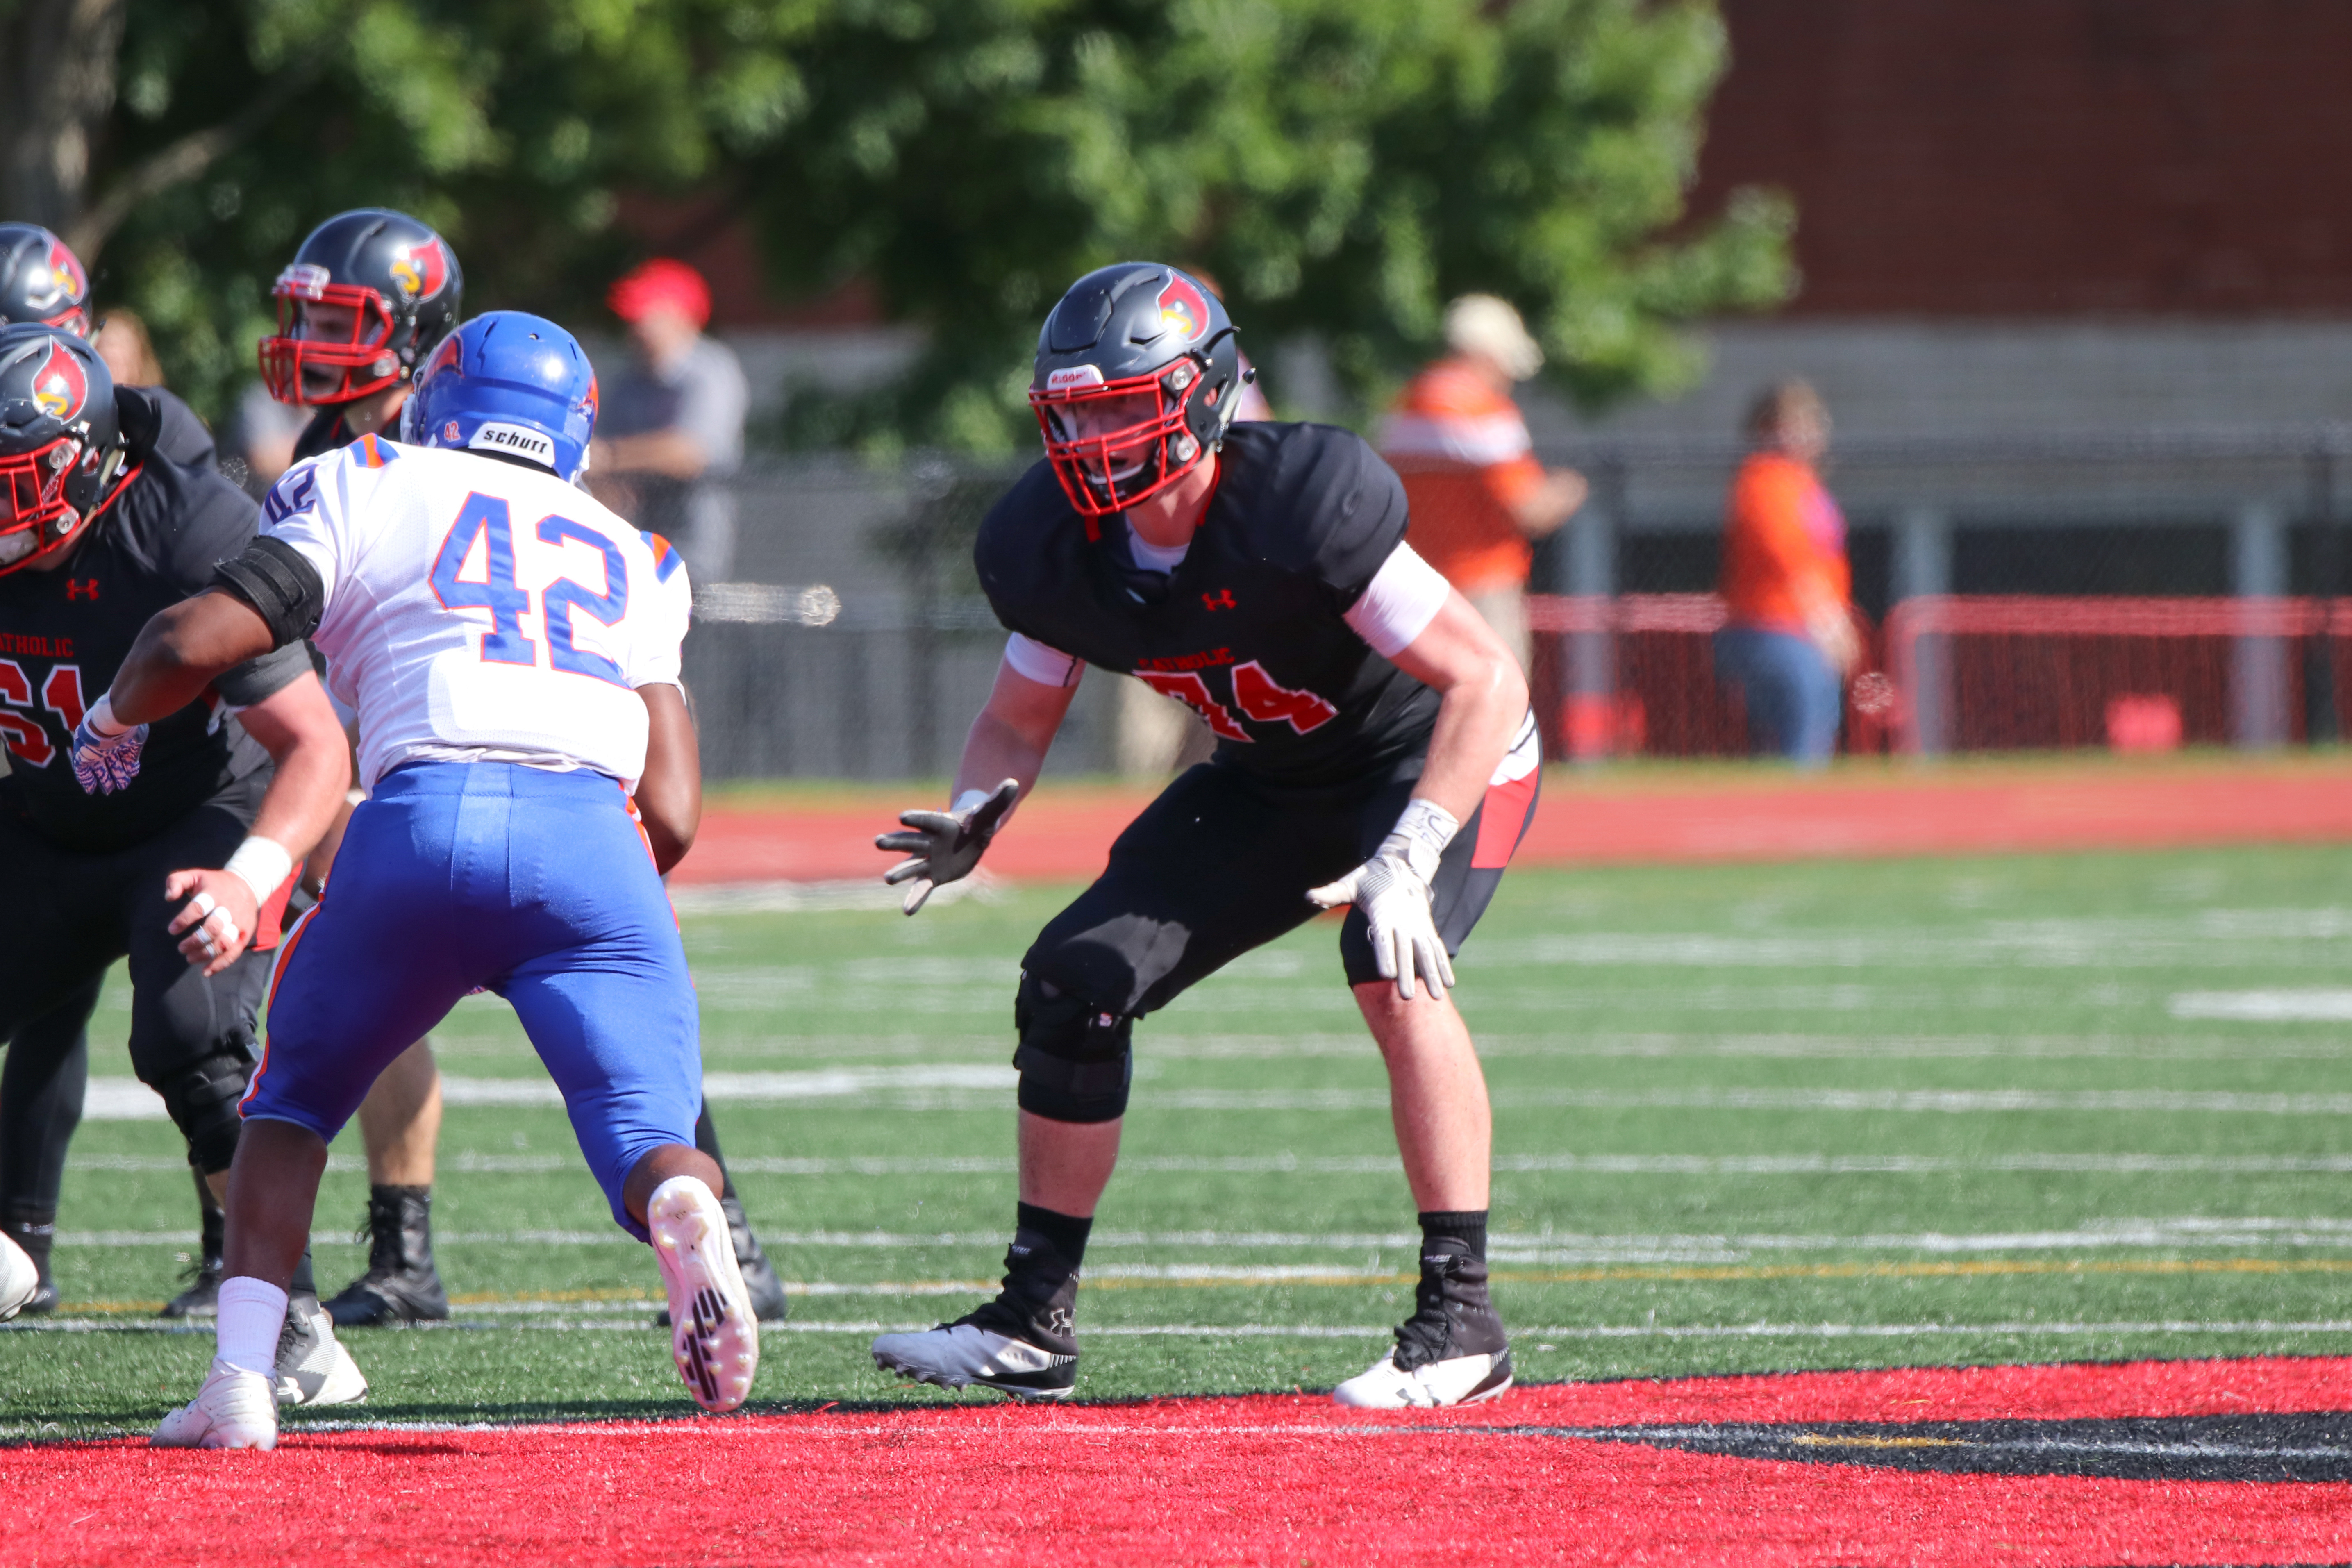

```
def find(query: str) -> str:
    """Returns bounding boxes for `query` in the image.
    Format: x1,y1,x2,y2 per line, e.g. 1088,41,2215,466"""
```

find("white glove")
70,694,148,795
877,779,1020,915
1307,799,1459,1000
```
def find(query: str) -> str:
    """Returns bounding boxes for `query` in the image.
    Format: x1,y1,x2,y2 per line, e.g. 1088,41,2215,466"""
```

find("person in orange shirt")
1714,380,1857,764
1380,295,1586,670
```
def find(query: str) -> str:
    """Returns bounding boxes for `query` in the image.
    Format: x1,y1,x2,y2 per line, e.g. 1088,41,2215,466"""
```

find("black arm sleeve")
212,641,315,708
211,536,325,649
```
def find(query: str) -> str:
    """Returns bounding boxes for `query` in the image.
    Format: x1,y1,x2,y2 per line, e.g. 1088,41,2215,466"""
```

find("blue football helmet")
404,311,597,482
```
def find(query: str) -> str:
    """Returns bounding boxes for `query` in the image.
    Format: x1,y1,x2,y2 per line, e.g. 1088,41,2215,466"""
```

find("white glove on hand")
1307,798,1460,1000
71,694,148,795
877,779,1020,915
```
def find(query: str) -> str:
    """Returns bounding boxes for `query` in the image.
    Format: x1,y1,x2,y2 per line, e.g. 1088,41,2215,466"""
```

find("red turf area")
10,1358,2347,1567
684,759,2352,886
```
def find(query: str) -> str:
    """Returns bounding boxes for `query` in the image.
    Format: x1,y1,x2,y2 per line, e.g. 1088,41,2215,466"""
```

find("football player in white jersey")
78,312,759,1448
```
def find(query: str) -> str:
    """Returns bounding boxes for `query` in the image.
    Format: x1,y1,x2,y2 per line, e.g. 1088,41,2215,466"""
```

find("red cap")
607,258,711,327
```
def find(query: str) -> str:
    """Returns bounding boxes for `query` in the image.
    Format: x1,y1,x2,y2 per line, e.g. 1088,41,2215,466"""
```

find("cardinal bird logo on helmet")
31,341,87,421
25,243,87,320
1156,275,1211,343
388,237,452,302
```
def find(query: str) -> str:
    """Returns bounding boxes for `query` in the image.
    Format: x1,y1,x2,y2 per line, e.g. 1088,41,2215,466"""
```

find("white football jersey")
259,434,692,791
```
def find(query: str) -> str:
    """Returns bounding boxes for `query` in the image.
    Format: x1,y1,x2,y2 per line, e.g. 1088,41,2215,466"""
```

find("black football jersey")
976,421,1440,787
0,388,310,853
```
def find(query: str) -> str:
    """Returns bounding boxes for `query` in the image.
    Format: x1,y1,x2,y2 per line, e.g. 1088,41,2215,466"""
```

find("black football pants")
1021,734,1541,1019
0,801,273,1229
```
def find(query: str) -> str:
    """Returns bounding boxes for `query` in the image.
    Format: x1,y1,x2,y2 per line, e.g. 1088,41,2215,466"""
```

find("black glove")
877,778,1020,914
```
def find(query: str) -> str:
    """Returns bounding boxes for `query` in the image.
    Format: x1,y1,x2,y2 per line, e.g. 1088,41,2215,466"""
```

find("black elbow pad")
212,536,325,649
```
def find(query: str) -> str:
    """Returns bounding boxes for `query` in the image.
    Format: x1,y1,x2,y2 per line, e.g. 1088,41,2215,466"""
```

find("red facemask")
258,266,404,406
0,434,132,576
1030,359,1213,517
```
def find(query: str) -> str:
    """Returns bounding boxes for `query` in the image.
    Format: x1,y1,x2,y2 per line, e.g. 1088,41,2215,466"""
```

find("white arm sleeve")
1343,542,1453,657
1003,632,1083,688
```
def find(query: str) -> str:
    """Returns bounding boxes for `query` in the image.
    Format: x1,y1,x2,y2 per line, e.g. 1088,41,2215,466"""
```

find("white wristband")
223,836,295,906
1380,798,1459,884
951,789,992,818
85,692,129,738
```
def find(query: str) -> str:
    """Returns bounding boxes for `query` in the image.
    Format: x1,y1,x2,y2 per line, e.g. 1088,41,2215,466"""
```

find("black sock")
370,1182,432,1207
692,1105,739,1201
1014,1202,1093,1268
1419,1209,1488,1262
290,1248,316,1298
3,1209,54,1279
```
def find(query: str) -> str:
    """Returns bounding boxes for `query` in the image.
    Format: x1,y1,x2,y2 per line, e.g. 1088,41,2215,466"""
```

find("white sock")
216,1276,289,1376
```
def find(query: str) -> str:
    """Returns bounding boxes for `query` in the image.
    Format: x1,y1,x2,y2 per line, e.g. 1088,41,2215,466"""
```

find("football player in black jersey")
0,324,372,1402
870,264,1542,1408
251,210,789,1328
0,224,240,1320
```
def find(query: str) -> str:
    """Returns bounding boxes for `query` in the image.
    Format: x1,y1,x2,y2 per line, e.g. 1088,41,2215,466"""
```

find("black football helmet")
0,325,130,575
1029,262,1243,516
0,225,92,338
259,208,463,406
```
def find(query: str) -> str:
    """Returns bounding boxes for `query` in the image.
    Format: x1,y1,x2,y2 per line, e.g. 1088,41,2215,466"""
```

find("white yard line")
52,1217,2352,1258
68,1150,2352,1177
14,1317,2352,1342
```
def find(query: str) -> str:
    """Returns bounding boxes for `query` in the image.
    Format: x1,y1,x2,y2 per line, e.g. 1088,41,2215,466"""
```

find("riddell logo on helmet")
275,262,332,301
1045,365,1106,393
388,239,451,301
1157,275,1210,342
31,342,86,421
468,421,555,464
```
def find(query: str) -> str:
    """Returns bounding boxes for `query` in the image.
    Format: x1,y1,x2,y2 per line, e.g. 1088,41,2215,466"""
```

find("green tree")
5,0,816,418
745,0,1792,450
6,0,1786,438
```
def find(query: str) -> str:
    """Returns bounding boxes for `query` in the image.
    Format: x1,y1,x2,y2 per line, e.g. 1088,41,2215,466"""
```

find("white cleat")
275,1297,370,1408
0,1231,35,1322
649,1176,759,1413
870,1320,1077,1401
1333,1346,1514,1410
153,1358,279,1449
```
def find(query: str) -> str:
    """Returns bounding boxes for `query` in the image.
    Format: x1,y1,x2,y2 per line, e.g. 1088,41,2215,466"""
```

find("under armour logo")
1202,588,1236,611
64,578,98,600
1045,1307,1075,1336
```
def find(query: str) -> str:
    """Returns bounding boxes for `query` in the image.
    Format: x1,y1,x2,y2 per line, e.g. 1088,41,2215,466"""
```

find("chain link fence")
674,429,2352,779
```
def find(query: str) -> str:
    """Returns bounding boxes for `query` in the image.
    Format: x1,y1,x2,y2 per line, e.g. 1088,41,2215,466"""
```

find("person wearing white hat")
1377,295,1586,672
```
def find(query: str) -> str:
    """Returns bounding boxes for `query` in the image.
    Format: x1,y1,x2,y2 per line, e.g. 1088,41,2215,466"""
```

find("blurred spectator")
223,380,308,495
1379,294,1586,670
590,258,748,585
1714,380,1859,766
93,308,164,386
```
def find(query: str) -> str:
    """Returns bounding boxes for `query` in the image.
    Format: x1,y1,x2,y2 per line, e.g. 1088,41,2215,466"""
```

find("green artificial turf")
9,842,2352,1438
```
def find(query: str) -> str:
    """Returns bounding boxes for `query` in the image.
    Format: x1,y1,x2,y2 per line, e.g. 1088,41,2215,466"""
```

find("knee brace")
1012,971,1134,1124
154,1049,254,1175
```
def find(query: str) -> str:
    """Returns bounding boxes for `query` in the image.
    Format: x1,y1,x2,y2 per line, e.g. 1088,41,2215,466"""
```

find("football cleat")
273,1295,370,1407
325,1188,450,1327
1334,1237,1513,1410
160,1255,225,1320
0,1230,36,1322
152,1358,278,1450
648,1177,759,1413
873,1229,1082,1402
870,1317,1077,1402
655,1191,787,1327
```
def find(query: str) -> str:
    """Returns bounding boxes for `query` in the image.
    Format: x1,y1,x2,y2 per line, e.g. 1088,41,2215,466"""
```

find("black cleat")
1333,1236,1512,1408
870,1230,1080,1401
325,1187,449,1327
657,1192,787,1325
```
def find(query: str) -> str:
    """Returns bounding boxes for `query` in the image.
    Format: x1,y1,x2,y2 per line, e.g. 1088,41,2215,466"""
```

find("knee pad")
1011,972,1134,1124
154,1049,253,1175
